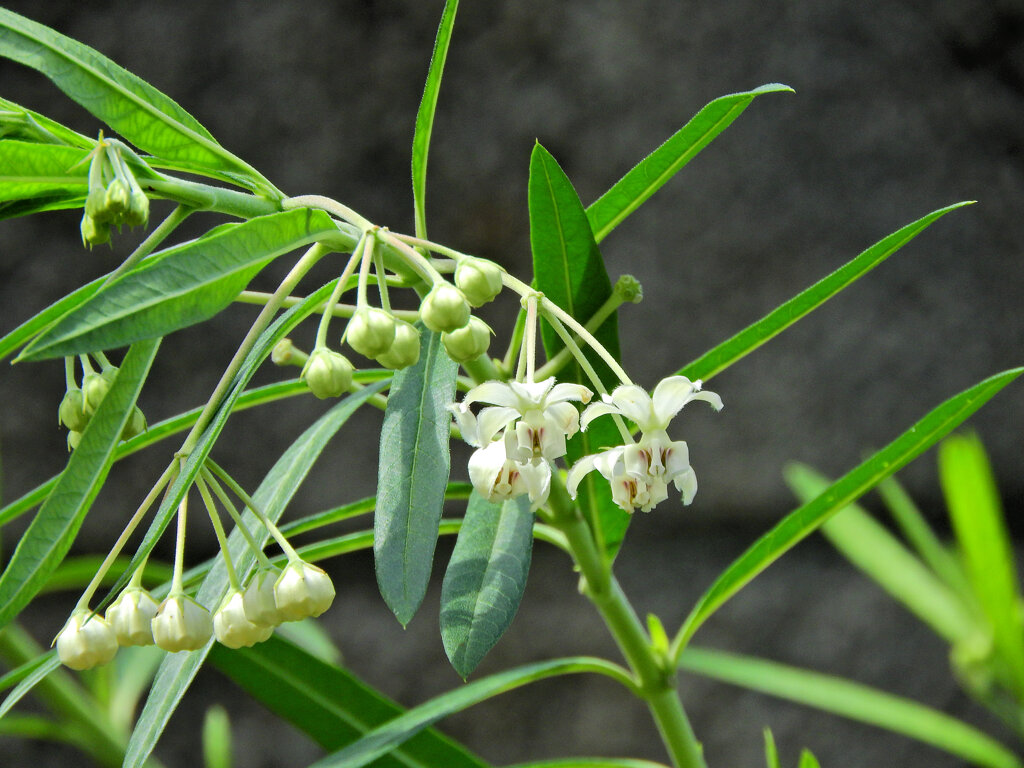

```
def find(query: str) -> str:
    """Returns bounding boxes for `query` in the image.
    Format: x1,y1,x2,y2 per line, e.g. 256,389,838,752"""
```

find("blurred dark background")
0,1,1022,766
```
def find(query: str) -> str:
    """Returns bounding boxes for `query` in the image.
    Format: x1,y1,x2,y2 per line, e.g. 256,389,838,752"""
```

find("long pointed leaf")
507,761,671,768
678,202,973,382
529,142,628,556
210,634,489,768
585,84,792,243
411,0,458,240
672,367,1023,655
0,140,89,201
0,95,95,148
0,652,60,720
0,8,273,191
19,208,347,360
0,337,159,632
678,646,1023,768
309,656,636,768
122,381,387,768
375,327,458,626
441,492,533,677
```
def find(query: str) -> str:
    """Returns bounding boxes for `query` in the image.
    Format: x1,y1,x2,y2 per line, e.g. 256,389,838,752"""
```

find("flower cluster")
55,559,334,669
60,354,146,451
80,138,150,247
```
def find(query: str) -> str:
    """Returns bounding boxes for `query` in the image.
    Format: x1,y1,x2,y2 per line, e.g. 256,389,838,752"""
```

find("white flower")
579,376,721,434
214,590,274,649
105,587,159,646
274,561,335,621
243,567,287,626
468,439,551,509
151,594,213,652
56,609,118,670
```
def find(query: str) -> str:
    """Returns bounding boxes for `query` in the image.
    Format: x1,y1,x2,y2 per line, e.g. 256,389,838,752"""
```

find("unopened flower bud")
104,178,130,216
375,320,420,370
442,316,491,363
85,186,112,223
454,258,504,307
80,214,110,248
82,371,112,414
274,561,335,621
67,430,83,452
271,338,308,367
303,348,354,399
59,388,90,432
614,274,643,304
122,405,147,440
214,590,274,649
105,587,159,646
56,609,118,670
124,190,150,228
420,283,470,333
151,594,213,652
243,568,286,627
346,307,396,358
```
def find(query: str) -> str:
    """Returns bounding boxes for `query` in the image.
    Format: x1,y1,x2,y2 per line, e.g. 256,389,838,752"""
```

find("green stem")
195,474,240,592
535,288,627,382
64,357,77,390
235,292,419,322
101,204,192,288
200,470,275,571
316,239,365,349
170,488,188,595
142,177,283,220
283,194,373,231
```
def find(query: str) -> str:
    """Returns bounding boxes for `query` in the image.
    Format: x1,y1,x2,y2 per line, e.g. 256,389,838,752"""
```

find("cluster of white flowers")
55,560,334,669
453,375,721,516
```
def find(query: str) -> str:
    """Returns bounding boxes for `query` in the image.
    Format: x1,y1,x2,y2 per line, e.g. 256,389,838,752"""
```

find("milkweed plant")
0,4,1020,768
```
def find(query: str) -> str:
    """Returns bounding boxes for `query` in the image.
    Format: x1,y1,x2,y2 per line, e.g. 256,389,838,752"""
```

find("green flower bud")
274,561,335,621
375,320,421,370
151,594,213,653
80,214,110,248
420,283,470,333
214,590,273,649
271,338,308,367
454,258,504,307
124,190,150,228
104,178,130,216
67,430,83,452
303,348,354,399
614,274,644,304
346,307,396,358
122,405,147,440
442,316,491,363
105,587,159,646
59,388,90,432
242,567,286,627
85,186,112,223
56,609,118,670
82,371,112,414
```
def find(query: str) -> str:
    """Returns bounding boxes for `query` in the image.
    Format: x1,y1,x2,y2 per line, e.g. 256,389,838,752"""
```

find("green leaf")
0,191,85,220
678,202,973,383
375,327,458,626
672,367,1023,655
0,8,274,191
203,705,232,768
528,142,628,556
0,96,95,148
123,381,386,768
0,140,89,201
210,634,489,768
763,729,781,768
0,338,159,633
678,646,1024,768
440,492,533,677
19,208,344,360
412,0,458,240
585,84,792,243
0,652,60,720
506,761,671,768
797,750,821,768
0,647,56,696
939,432,1024,696
308,656,636,768
784,463,977,646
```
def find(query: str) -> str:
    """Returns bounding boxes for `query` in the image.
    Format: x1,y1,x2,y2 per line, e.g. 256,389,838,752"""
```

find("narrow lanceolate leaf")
0,96,95,148
0,653,60,720
309,657,634,768
210,635,489,768
412,0,459,240
785,463,977,646
0,140,89,201
939,433,1024,697
0,337,158,633
679,202,973,383
678,647,1024,768
376,327,458,626
441,492,533,677
585,83,793,243
529,142,629,557
122,381,387,768
19,208,344,360
672,367,1023,655
0,191,85,220
506,761,671,768
0,8,274,191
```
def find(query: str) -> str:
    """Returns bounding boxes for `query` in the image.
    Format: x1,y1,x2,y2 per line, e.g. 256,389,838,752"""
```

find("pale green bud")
151,594,213,652
67,430,83,452
242,568,286,627
122,405,147,440
303,348,354,399
454,258,504,307
375,320,421,370
420,283,470,333
85,186,112,223
124,190,150,228
104,178,129,216
214,590,274,649
442,316,491,363
80,213,110,248
59,388,90,432
105,587,159,646
346,307,396,358
274,561,335,621
82,371,112,414
56,609,118,670
271,338,308,367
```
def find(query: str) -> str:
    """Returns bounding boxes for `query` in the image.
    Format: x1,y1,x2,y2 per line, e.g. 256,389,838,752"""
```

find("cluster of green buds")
59,353,146,450
80,135,150,247
54,464,336,669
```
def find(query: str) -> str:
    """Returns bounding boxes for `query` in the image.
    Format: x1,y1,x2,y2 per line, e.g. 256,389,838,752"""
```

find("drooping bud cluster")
60,355,146,449
80,138,150,248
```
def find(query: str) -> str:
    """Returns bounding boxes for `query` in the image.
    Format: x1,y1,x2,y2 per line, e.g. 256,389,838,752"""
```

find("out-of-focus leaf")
203,705,232,768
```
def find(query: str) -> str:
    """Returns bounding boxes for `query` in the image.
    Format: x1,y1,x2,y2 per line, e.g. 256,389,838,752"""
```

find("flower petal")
520,460,551,509
674,466,698,505
450,404,480,447
463,381,519,408
651,376,700,427
468,441,509,499
476,406,520,444
545,401,581,438
547,382,592,405
566,453,599,498
580,401,622,431
608,385,656,428
508,377,556,406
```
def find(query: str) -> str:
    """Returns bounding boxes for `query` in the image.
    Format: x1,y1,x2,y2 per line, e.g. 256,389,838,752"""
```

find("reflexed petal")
651,376,700,427
607,385,655,427
687,390,724,411
464,381,520,408
593,445,626,481
580,401,621,431
566,453,600,498
547,382,592,405
477,406,519,444
450,403,481,447
674,466,698,505
545,402,581,438
519,460,551,508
